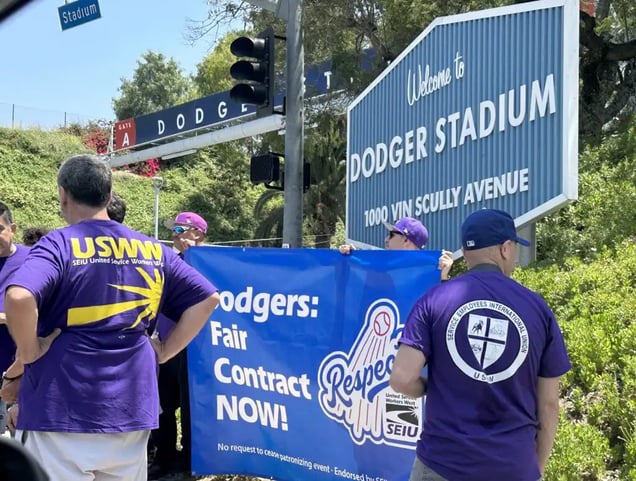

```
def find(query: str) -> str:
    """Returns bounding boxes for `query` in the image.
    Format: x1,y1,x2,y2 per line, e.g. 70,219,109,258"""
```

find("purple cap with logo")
383,217,429,249
164,212,207,234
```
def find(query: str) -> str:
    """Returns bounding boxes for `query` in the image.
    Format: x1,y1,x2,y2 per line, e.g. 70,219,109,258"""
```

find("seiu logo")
70,237,162,261
318,299,405,446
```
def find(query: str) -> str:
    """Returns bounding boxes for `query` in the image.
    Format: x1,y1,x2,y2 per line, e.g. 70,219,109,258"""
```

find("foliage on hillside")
537,123,636,264
0,128,83,234
515,240,636,480
0,128,260,243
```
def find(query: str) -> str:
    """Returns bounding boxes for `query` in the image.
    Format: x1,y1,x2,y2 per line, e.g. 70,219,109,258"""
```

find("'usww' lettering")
71,237,163,261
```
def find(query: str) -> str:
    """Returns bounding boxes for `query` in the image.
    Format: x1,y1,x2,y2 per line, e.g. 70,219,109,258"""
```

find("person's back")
391,209,569,481
407,268,566,480
13,219,191,431
4,154,220,481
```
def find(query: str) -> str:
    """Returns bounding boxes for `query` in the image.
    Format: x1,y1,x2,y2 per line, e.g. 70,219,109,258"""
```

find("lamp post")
151,176,164,239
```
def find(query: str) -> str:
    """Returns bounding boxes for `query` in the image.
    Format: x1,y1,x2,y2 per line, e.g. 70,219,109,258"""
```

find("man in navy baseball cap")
461,209,530,250
391,207,568,481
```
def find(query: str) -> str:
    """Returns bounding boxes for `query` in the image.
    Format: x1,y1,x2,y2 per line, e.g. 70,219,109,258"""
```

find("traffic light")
250,152,312,193
250,152,281,186
229,27,275,114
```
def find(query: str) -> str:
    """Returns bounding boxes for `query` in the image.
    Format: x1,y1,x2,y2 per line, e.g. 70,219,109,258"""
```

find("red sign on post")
114,119,136,150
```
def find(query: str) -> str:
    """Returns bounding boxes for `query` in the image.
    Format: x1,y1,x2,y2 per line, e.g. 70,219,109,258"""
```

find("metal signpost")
282,0,304,248
346,0,579,256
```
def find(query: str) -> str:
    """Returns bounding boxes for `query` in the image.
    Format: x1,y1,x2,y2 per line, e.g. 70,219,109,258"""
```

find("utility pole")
282,0,304,248
151,176,164,239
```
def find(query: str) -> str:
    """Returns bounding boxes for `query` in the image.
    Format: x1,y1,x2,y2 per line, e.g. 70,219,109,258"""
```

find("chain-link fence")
0,102,96,130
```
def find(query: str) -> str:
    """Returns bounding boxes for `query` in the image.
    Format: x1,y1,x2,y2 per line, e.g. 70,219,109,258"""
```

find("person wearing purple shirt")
3,155,220,481
339,217,455,281
148,210,209,479
0,202,30,435
390,209,571,481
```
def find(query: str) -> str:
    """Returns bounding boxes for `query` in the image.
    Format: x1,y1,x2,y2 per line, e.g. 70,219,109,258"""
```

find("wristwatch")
2,371,23,381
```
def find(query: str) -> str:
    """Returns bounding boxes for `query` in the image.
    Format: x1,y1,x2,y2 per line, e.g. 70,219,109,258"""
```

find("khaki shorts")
21,430,150,481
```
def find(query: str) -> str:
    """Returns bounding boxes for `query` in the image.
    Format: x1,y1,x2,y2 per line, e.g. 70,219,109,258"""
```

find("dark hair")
57,154,111,208
22,227,49,246
0,201,14,226
107,192,126,224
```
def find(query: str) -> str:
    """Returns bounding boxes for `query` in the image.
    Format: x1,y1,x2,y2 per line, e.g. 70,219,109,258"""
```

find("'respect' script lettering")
320,355,395,410
71,237,163,261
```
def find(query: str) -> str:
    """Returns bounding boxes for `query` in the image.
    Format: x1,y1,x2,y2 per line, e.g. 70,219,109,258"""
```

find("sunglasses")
171,226,198,235
388,230,404,238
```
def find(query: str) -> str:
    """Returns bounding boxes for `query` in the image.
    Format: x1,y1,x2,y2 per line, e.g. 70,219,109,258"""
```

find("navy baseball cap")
383,217,429,249
461,209,530,250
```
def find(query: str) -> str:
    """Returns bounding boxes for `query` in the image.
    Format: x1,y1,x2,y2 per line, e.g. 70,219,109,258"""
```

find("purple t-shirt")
400,267,571,481
0,244,30,373
9,220,217,433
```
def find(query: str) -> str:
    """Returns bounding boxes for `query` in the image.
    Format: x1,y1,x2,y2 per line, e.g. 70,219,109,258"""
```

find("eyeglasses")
388,231,404,238
171,226,197,235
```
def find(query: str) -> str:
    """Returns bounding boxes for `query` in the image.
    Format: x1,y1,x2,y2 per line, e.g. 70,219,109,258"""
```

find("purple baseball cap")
164,211,207,234
383,217,429,249
461,209,529,250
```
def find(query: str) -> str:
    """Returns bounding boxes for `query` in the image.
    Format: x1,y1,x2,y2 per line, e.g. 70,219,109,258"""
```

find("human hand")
149,334,170,364
439,250,454,280
7,404,18,432
339,244,357,255
173,237,195,253
0,377,20,404
27,328,62,364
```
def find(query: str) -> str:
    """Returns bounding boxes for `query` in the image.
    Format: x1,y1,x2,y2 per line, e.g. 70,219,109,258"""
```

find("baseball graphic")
373,310,391,336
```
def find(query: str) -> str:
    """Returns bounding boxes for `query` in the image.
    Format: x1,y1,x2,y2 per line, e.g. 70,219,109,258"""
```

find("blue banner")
185,247,440,480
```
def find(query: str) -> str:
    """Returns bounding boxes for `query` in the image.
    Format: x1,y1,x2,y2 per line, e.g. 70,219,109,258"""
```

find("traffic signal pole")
282,0,304,248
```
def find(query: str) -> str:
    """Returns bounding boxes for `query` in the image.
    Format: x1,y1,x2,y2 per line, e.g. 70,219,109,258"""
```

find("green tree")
252,113,347,248
574,0,636,142
112,51,194,120
304,114,347,248
159,143,260,244
194,0,636,142
194,31,248,96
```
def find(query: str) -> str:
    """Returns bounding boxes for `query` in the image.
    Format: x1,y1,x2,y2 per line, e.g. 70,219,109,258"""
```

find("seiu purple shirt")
0,244,30,373
9,220,217,433
400,266,570,481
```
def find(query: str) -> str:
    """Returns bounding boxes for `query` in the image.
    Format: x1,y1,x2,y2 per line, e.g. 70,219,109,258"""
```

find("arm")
152,292,220,363
0,356,24,403
5,286,60,365
5,287,39,363
536,376,562,475
389,344,427,398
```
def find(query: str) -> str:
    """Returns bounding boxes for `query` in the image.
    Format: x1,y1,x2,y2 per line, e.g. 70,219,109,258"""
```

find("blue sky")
0,0,240,128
